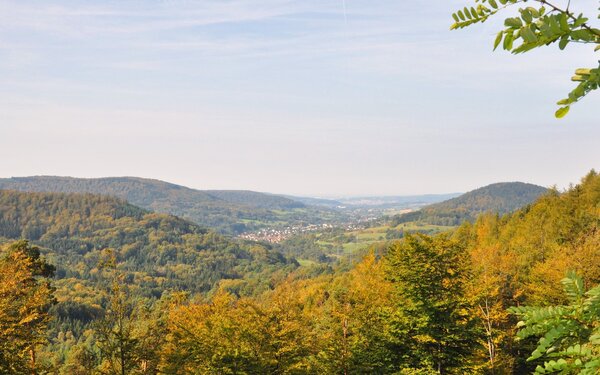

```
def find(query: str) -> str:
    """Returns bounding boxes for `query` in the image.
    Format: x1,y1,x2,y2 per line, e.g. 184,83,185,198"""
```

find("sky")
1,0,598,197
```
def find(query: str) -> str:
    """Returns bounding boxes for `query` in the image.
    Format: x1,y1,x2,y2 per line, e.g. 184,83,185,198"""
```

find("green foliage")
509,272,600,374
385,234,481,373
95,281,140,374
276,232,338,263
0,189,296,297
450,0,600,117
0,189,298,370
92,258,166,375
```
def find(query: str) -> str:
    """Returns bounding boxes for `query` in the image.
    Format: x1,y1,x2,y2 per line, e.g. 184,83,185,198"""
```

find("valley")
1,171,597,374
0,176,460,242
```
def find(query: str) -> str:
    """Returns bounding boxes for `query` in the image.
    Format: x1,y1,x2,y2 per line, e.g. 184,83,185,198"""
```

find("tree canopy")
0,170,599,372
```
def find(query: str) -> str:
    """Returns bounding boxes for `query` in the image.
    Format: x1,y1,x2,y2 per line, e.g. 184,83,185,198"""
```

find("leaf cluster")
451,0,600,117
509,272,600,373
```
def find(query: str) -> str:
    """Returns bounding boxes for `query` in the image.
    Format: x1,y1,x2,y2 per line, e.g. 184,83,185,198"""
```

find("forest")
0,170,599,374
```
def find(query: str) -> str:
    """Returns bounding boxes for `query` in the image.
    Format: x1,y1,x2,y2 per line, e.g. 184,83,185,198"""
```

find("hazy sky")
1,0,598,196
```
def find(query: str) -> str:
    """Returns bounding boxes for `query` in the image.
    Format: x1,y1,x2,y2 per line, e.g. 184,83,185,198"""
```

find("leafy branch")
509,272,600,374
451,0,600,118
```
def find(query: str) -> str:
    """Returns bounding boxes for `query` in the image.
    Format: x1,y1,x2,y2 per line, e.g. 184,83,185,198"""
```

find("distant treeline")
0,176,344,235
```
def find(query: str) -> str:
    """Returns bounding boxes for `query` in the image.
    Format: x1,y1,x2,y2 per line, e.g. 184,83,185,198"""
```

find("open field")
287,221,457,262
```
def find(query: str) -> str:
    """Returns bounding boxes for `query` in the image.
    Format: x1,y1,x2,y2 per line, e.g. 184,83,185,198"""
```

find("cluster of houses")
238,221,371,243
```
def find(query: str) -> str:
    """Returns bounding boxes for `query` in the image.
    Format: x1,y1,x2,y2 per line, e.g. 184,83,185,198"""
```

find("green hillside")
0,189,296,298
0,176,337,234
392,181,548,226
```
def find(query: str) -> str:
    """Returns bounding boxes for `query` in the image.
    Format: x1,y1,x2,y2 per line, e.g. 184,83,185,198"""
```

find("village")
237,219,377,243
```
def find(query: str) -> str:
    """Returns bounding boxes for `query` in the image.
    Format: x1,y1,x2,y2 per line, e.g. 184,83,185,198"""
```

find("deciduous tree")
385,234,481,374
0,240,55,374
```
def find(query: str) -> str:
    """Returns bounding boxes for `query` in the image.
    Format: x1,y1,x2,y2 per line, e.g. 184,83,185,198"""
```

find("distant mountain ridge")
391,182,548,226
336,193,462,208
285,193,461,209
0,176,310,234
0,176,302,209
283,196,344,208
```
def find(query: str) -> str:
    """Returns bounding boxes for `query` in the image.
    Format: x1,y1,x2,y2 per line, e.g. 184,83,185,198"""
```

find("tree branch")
536,0,600,38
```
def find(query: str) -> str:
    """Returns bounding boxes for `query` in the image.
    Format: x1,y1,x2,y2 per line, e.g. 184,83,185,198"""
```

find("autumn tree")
311,252,400,374
260,281,318,373
162,291,269,374
0,240,56,374
455,217,524,373
449,170,600,372
451,0,600,117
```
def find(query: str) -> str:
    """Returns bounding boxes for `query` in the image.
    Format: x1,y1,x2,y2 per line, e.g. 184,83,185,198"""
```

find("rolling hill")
0,189,296,298
0,176,336,234
391,182,548,226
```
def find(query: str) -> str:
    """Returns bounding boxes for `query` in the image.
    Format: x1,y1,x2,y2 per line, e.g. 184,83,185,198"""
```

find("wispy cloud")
0,0,317,36
1,0,598,195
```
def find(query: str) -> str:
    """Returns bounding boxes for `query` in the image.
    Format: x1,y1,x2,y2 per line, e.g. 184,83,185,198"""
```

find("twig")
537,0,600,38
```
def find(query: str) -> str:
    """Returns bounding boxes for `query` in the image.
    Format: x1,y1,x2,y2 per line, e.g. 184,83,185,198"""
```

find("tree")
450,0,600,118
384,234,481,374
308,253,400,374
61,340,99,375
0,240,56,374
162,291,269,374
94,250,165,375
509,272,600,374
459,217,519,373
95,280,139,375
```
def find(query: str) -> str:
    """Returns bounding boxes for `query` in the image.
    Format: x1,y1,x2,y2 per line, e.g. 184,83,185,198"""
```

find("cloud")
0,0,316,37
1,0,598,195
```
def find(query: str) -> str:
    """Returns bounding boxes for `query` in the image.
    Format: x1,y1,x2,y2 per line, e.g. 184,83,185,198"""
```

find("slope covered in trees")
392,181,548,226
0,189,296,298
0,176,340,234
156,170,600,373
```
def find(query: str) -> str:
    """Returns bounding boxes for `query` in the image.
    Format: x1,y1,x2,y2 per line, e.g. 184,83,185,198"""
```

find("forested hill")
0,176,310,234
1,173,598,373
0,189,296,298
392,181,548,226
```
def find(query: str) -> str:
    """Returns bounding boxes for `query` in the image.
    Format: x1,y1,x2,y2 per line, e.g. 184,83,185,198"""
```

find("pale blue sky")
1,0,598,196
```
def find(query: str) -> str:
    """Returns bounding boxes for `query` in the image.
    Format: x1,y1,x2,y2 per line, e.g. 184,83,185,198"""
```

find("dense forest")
0,176,341,235
391,182,548,226
1,170,599,373
0,188,301,366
